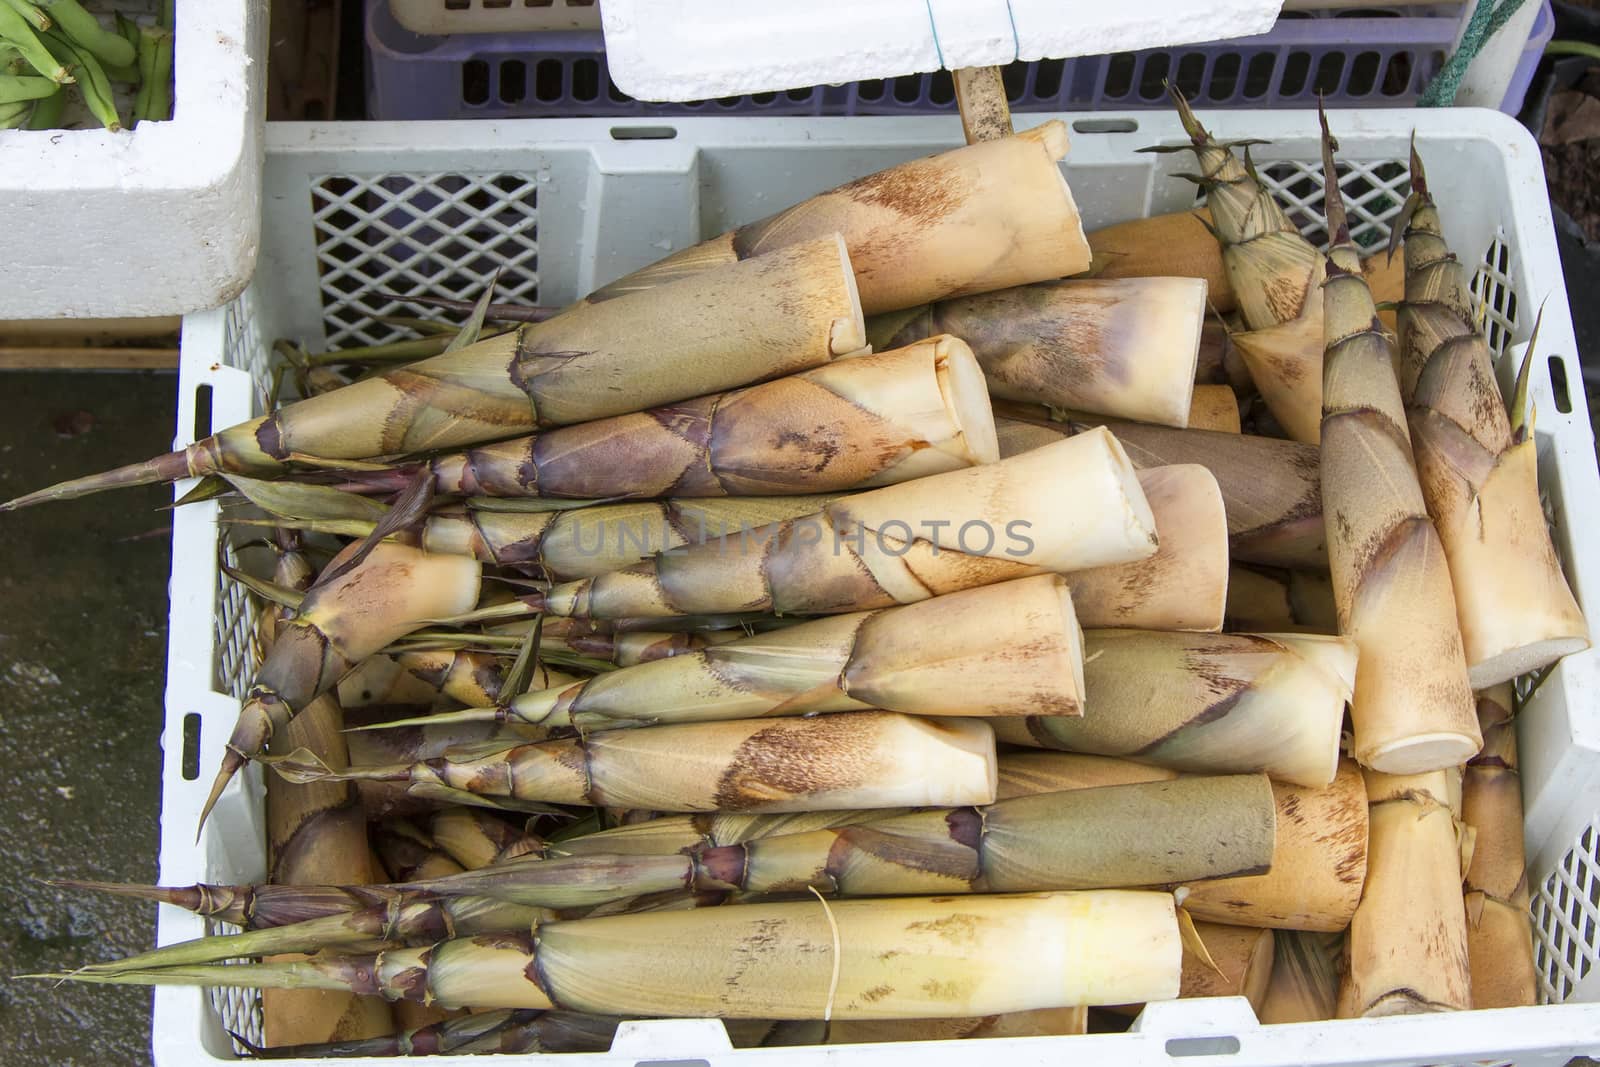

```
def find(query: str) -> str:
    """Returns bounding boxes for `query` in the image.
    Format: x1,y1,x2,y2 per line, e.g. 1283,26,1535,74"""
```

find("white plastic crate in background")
0,0,266,318
389,0,602,35
153,111,1600,1065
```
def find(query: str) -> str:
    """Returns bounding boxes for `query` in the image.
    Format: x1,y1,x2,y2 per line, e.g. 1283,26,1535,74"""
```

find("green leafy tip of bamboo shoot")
1508,301,1545,444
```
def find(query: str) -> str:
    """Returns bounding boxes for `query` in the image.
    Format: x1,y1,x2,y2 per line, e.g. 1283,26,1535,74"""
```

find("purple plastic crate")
366,0,833,118
366,0,1553,120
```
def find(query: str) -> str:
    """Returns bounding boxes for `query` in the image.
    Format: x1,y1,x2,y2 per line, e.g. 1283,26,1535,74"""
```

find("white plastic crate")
154,111,1600,1065
0,0,266,318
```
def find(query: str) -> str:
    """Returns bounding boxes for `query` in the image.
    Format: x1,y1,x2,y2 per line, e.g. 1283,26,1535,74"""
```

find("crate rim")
263,104,1545,152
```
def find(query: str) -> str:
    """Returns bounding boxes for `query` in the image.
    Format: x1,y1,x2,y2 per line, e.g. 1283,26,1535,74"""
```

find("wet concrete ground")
0,371,176,1066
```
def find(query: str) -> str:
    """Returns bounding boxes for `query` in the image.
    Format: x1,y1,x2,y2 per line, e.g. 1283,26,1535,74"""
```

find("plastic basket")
0,0,267,318
388,0,601,36
156,110,1600,1064
365,0,1553,120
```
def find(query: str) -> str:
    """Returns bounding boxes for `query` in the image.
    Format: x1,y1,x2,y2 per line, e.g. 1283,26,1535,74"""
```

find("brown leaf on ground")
1544,138,1600,243
1541,90,1600,146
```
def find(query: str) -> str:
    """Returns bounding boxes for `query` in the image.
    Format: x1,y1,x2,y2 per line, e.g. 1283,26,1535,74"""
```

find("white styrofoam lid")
599,0,1286,102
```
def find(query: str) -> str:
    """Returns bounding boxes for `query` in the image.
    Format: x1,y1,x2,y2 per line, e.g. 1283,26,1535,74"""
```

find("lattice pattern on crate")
1193,165,1523,354
1190,157,1411,252
222,287,273,416
1470,236,1520,362
311,172,540,348
1533,818,1600,1004
1266,160,1411,251
204,917,265,1054
213,536,261,699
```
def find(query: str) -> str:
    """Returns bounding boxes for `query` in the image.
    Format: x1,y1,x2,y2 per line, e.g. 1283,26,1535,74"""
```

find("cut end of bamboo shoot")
1232,313,1323,444
1468,638,1589,692
1187,385,1241,434
1084,210,1232,314
827,232,869,355
1362,731,1483,778
1065,464,1228,632
932,335,1001,466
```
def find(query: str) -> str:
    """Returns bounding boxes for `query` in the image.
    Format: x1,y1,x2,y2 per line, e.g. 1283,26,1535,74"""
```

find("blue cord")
923,1,1020,69
1418,0,1530,107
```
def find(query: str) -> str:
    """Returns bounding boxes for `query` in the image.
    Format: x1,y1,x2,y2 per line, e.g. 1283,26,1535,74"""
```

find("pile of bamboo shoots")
8,94,1585,1056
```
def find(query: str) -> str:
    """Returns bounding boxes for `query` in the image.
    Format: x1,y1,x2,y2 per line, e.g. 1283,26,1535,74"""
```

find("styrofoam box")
155,111,1600,1065
0,0,266,318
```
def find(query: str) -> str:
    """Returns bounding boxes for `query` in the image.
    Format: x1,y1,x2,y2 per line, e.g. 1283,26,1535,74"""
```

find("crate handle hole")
1165,1036,1242,1057
193,383,213,441
1072,118,1138,134
611,126,677,140
1550,355,1573,414
181,712,201,781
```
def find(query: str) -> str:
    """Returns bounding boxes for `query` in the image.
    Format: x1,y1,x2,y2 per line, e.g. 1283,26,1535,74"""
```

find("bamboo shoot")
1397,147,1589,686
1318,116,1480,774
993,415,1325,570
536,428,1155,620
993,630,1355,788
868,277,1203,427
586,122,1089,317
1340,769,1471,1016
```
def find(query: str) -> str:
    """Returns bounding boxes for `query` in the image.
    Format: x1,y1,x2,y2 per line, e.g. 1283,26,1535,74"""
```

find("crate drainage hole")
181,713,201,781
611,126,677,140
1165,1036,1242,1057
1072,118,1138,134
1550,355,1572,414
193,383,213,441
